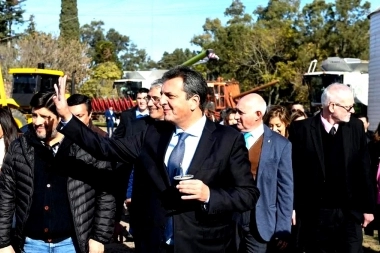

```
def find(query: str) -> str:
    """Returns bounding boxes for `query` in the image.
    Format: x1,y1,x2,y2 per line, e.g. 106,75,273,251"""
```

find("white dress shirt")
164,116,206,176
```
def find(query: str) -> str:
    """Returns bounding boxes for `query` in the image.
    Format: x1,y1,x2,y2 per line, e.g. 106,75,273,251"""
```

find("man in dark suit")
53,66,259,253
110,86,151,237
288,83,374,253
113,87,150,138
234,94,293,253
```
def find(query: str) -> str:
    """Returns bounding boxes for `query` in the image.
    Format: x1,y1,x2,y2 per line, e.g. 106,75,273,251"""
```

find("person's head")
321,83,355,123
0,108,20,152
235,93,267,132
223,108,237,126
67,94,92,126
290,109,308,123
160,66,207,129
291,103,305,113
109,106,113,111
264,105,290,137
136,88,149,112
356,114,369,132
147,79,164,120
30,92,60,141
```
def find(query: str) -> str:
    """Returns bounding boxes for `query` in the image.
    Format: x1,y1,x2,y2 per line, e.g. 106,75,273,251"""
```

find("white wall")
368,10,380,131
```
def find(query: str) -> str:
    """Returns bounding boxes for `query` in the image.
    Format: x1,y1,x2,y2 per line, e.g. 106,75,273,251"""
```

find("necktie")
165,132,190,244
244,132,252,149
329,127,336,136
167,132,190,182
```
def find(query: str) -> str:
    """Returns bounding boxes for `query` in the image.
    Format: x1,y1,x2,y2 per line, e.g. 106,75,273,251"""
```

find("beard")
35,127,58,140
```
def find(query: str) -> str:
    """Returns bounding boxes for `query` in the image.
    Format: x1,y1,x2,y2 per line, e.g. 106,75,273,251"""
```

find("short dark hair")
30,92,58,116
161,66,208,111
67,93,92,114
137,88,149,94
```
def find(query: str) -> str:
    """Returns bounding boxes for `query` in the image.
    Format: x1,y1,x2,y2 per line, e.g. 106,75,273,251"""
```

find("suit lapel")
187,120,216,177
310,114,325,178
154,124,175,188
257,126,272,179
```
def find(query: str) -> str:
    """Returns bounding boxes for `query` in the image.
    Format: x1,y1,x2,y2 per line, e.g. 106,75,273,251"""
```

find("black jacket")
0,130,115,253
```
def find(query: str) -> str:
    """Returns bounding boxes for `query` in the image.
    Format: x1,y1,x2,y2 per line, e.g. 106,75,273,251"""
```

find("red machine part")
91,97,136,114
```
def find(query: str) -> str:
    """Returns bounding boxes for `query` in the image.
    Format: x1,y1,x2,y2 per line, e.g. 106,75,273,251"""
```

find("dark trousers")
301,208,363,253
234,211,268,253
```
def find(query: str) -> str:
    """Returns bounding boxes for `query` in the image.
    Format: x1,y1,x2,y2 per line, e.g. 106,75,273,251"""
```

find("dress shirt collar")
320,114,339,134
244,124,264,140
174,116,207,137
136,109,149,118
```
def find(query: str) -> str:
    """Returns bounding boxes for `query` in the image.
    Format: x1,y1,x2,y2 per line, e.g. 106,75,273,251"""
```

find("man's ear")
190,94,200,111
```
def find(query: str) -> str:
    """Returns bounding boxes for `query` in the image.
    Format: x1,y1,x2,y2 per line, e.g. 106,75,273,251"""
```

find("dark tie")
165,132,190,244
329,126,336,136
167,132,190,182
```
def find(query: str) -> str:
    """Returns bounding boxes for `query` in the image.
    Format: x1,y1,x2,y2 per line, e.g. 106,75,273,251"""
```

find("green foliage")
157,48,196,69
0,0,25,39
59,0,80,41
192,0,371,105
78,61,121,98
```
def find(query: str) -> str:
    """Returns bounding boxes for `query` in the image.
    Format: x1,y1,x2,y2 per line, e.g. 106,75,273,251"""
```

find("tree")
0,0,25,39
59,0,80,41
25,15,37,35
157,48,196,69
1,32,91,93
120,43,156,71
78,61,122,98
106,28,130,55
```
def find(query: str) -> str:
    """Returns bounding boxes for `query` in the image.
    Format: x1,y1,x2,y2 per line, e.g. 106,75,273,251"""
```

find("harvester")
0,63,65,127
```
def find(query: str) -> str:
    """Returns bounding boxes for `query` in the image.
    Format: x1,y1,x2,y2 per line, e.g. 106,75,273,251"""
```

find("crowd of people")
0,65,378,253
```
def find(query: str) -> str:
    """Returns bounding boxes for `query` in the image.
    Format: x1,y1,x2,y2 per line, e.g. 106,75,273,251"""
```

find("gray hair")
150,79,163,89
321,83,353,107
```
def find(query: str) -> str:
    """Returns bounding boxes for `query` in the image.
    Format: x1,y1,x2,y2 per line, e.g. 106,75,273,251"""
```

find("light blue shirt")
164,116,206,176
135,109,149,118
244,124,264,149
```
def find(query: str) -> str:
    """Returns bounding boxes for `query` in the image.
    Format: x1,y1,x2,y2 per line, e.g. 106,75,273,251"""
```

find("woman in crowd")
0,108,20,169
223,107,238,126
264,105,290,137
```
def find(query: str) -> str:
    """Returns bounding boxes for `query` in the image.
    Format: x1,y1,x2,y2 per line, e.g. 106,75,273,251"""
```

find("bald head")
235,93,267,132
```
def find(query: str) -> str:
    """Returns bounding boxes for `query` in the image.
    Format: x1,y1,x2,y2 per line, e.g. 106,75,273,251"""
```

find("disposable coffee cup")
173,174,194,181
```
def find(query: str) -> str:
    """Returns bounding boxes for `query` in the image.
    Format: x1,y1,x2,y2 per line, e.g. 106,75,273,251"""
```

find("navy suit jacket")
254,125,293,241
59,116,259,253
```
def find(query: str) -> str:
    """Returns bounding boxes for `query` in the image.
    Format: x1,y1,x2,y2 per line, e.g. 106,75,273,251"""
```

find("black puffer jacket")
0,131,115,253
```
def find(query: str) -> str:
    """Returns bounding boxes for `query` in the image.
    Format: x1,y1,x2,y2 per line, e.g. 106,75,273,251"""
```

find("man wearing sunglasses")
288,83,374,253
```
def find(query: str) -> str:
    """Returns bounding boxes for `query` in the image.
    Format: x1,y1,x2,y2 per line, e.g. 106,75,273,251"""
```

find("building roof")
369,7,380,18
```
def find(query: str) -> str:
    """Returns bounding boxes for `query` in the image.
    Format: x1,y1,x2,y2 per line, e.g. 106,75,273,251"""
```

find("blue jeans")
23,237,76,253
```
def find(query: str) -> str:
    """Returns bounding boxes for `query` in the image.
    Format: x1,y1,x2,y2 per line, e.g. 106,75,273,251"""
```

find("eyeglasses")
331,103,354,112
146,95,160,104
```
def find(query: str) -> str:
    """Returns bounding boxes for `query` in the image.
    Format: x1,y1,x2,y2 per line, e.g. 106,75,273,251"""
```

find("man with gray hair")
288,83,374,252
233,93,293,253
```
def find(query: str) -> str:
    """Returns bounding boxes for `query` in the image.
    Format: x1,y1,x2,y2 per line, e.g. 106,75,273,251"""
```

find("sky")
19,0,369,62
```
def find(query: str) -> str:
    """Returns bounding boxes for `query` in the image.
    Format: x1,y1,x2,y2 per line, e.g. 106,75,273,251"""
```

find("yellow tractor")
0,63,64,127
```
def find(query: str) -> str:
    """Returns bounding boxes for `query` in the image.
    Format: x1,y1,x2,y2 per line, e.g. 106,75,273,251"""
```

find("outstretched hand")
52,75,73,122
